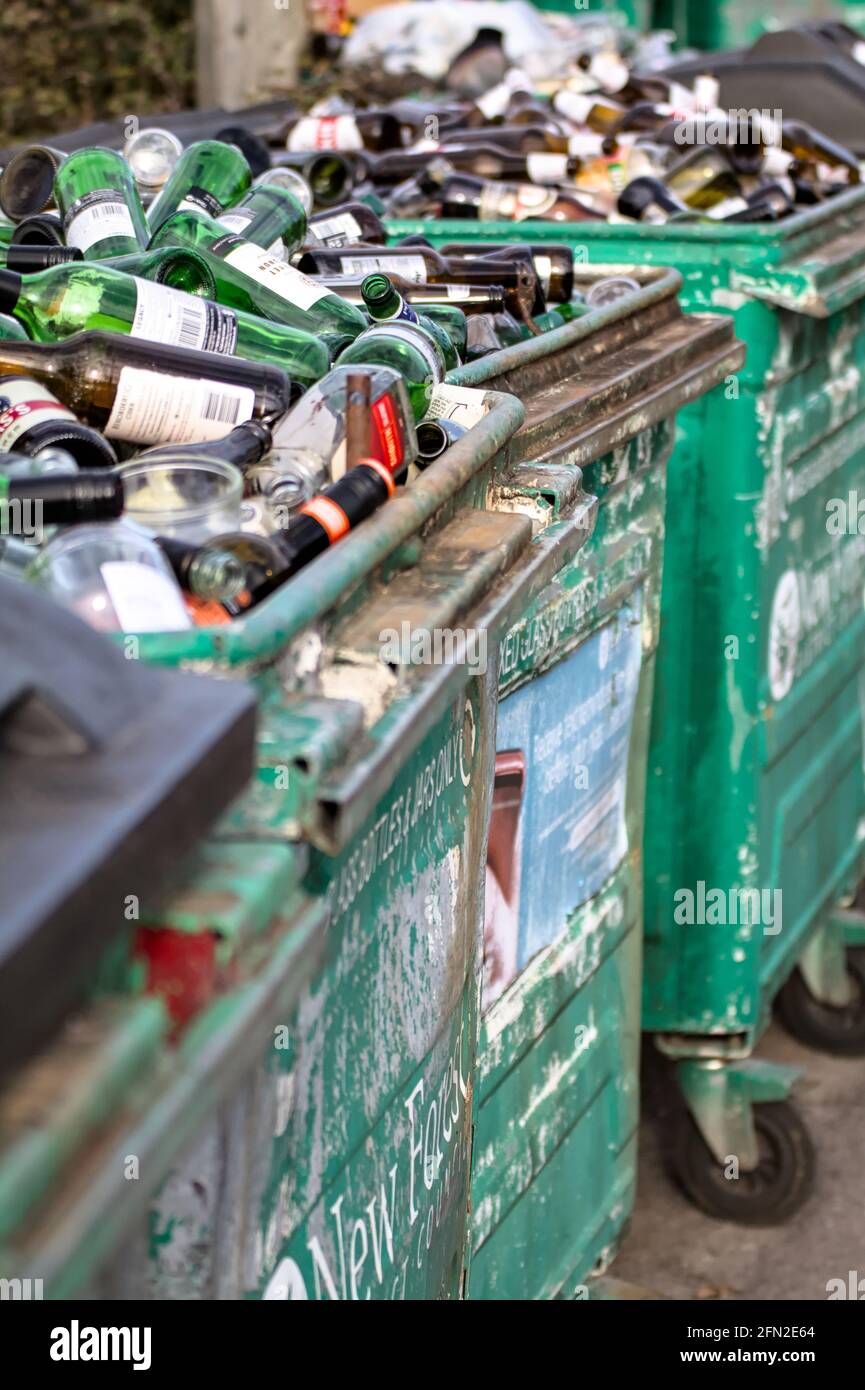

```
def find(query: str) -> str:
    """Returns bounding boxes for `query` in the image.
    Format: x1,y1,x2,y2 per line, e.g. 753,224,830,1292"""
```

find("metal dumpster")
438,268,742,1293
389,188,865,1223
0,390,596,1300
653,0,830,50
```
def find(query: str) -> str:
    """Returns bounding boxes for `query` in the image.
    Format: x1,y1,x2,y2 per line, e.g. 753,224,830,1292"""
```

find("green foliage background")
0,0,195,145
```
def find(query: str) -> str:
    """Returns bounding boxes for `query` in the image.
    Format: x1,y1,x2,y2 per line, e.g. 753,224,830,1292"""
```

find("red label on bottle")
0,398,75,446
371,393,404,474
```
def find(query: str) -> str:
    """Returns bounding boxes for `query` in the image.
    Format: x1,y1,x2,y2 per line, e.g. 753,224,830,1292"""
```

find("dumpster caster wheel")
672,1102,814,1226
776,954,865,1056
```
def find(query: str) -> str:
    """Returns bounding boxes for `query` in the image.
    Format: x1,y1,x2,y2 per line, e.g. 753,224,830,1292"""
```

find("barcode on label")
202,390,243,424
178,304,206,348
91,202,125,218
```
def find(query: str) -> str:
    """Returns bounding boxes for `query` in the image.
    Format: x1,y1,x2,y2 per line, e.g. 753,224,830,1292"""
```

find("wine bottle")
269,151,354,206
122,128,184,206
0,244,82,271
54,147,149,259
336,321,447,422
297,242,543,320
248,458,397,605
149,209,366,344
305,201,386,247
0,468,124,525
0,145,66,221
438,241,574,302
214,184,307,257
317,274,508,316
262,363,416,488
253,166,313,214
415,417,467,467
363,145,584,186
361,272,419,324
431,169,604,223
9,212,65,246
138,418,273,470
279,111,402,153
155,533,247,603
0,374,118,466
0,326,295,446
665,148,744,211
0,315,28,342
617,176,692,222
213,126,273,178
0,265,329,393
146,140,252,234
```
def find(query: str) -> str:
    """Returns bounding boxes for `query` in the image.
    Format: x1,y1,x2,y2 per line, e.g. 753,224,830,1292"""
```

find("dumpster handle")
128,390,525,668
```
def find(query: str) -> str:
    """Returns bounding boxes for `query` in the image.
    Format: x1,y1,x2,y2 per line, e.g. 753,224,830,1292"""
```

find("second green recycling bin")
390,185,865,1224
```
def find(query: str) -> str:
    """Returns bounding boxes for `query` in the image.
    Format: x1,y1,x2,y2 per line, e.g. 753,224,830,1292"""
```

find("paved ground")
614,1024,865,1301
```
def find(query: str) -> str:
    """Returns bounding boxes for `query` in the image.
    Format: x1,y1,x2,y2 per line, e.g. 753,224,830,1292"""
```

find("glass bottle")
53,147,149,260
146,140,252,235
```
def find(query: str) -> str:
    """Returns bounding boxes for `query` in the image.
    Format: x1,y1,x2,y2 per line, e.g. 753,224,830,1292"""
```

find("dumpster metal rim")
124,390,524,669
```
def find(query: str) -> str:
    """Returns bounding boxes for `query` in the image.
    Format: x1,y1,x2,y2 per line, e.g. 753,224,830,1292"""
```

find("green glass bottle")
53,148,149,260
0,263,330,392
150,210,366,346
0,314,27,342
214,185,307,258
361,272,419,325
418,304,467,361
336,320,447,422
146,140,252,235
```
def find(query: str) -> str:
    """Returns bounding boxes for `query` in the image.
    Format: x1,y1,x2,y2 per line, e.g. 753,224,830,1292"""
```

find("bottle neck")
0,270,23,317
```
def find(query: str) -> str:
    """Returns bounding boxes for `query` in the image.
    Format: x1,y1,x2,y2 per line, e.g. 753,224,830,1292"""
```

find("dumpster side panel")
471,427,665,1297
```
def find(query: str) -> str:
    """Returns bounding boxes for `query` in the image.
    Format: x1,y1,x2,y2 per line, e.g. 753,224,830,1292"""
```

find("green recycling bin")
0,395,526,1299
389,186,865,1224
653,0,829,50
439,269,740,1295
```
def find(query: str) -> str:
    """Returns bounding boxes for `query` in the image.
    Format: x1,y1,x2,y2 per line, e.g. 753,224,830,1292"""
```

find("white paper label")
854,41,865,66
223,241,330,310
589,54,628,95
307,211,362,246
0,377,74,449
104,366,255,444
101,561,192,632
568,132,606,158
65,189,137,251
526,153,570,185
478,182,557,222
130,277,238,353
288,116,363,152
706,196,748,219
339,253,427,283
693,74,720,111
476,81,515,120
424,383,488,428
533,254,552,297
445,285,471,300
217,209,256,234
554,90,594,124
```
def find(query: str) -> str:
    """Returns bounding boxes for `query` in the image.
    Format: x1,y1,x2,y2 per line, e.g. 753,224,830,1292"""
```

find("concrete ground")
614,1025,865,1301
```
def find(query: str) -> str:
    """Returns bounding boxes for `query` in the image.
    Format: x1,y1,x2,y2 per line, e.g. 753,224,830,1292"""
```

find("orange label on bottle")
300,495,350,542
371,393,404,473
185,595,232,626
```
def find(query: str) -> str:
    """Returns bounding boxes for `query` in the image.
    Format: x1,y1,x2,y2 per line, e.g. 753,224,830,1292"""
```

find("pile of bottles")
0,36,858,633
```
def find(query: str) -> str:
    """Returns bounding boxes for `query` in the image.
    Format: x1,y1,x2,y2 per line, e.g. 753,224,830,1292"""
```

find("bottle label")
568,132,607,158
383,296,419,324
533,254,552,297
104,366,255,444
339,253,427,282
706,196,749,220
475,81,515,121
477,182,557,221
288,116,363,152
589,53,628,94
0,378,75,450
554,90,594,124
424,383,488,428
445,285,471,300
176,185,224,218
525,153,570,185
371,393,404,475
64,188,138,252
219,241,331,310
101,560,192,632
217,208,256,234
131,278,238,353
306,211,362,247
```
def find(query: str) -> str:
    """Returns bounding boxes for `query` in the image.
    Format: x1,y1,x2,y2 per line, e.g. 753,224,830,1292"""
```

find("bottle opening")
361,273,391,306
